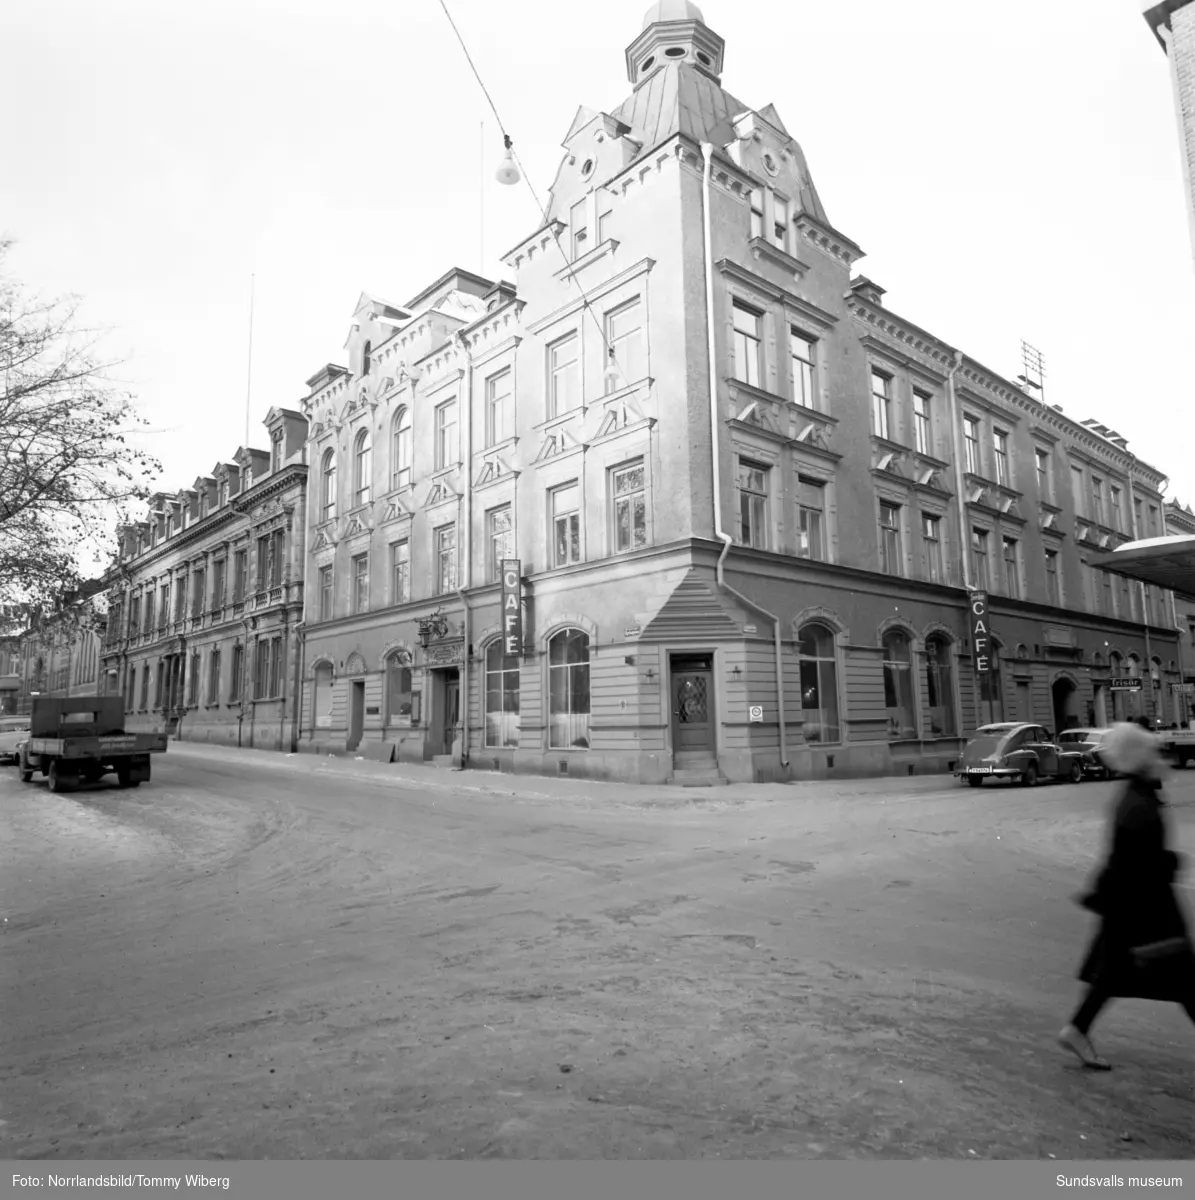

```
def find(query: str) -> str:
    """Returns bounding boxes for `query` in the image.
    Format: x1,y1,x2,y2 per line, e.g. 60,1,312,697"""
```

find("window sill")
534,407,586,435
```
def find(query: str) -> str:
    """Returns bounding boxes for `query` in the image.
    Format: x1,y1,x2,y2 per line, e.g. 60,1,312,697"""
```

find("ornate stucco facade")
99,408,309,749
295,0,1182,782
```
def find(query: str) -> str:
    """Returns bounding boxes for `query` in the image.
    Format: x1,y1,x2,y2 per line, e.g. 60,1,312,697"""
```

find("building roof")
642,0,705,26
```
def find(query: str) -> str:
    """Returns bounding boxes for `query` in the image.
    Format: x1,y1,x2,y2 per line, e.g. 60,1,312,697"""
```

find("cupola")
625,0,725,88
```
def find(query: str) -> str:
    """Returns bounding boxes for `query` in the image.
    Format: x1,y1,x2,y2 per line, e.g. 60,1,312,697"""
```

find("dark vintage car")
1055,727,1114,778
956,722,1085,788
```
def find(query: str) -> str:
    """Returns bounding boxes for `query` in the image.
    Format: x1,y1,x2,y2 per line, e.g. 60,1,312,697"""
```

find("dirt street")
2,746,1193,1160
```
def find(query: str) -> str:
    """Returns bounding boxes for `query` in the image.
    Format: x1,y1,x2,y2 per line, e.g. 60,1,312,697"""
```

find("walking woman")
1058,721,1195,1069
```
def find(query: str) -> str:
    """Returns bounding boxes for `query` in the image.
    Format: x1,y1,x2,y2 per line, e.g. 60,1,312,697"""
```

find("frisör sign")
970,591,992,674
501,559,522,655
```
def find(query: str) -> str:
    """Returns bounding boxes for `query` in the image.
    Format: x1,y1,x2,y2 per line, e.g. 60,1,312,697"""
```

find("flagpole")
245,274,256,447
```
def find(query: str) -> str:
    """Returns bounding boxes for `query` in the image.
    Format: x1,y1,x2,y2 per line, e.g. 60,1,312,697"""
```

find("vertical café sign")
970,590,993,697
502,559,522,655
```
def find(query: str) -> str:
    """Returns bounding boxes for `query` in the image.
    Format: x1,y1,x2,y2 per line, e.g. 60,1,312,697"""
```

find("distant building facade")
5,585,107,713
99,409,308,749
1144,0,1195,272
1166,499,1195,721
293,1,1182,782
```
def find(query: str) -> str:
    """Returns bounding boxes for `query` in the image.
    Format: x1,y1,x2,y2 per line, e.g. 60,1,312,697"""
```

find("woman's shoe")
1057,1024,1112,1070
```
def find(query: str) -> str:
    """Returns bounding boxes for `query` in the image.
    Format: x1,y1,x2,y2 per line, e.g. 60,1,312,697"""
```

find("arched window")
353,429,372,507
385,650,412,725
320,449,337,522
362,340,372,377
797,622,840,743
882,630,916,739
484,641,520,748
548,628,590,749
391,407,412,491
313,662,333,728
925,635,957,737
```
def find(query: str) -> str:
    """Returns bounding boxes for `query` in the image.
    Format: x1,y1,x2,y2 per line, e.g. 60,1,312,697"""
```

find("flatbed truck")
17,697,167,792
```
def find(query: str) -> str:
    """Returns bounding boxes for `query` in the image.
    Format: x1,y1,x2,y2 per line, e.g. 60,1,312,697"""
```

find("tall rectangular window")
921,513,943,583
1002,536,1020,599
140,664,150,709
790,330,816,409
187,651,200,705
485,369,513,446
253,640,269,700
487,505,513,584
390,541,409,605
879,503,902,575
233,549,247,602
351,553,369,614
174,578,186,622
736,460,769,549
796,477,825,560
548,333,580,416
269,636,283,698
993,430,1010,486
159,585,170,629
771,193,789,250
612,460,647,553
732,302,762,388
1071,465,1086,517
913,390,931,454
229,644,243,702
1092,477,1105,525
551,482,581,567
570,198,588,260
435,399,458,470
1045,549,1060,605
1149,504,1160,536
191,570,205,618
871,371,891,440
963,415,980,474
211,559,226,610
606,298,645,390
1036,448,1052,500
1110,485,1123,532
749,188,764,240
435,525,457,594
1103,569,1115,617
1134,496,1143,534
207,649,221,705
318,565,333,621
972,528,990,590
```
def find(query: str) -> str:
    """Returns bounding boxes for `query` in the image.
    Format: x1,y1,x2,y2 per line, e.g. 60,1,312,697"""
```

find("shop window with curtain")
484,642,520,748
882,631,916,738
385,651,412,725
797,622,840,743
548,628,590,749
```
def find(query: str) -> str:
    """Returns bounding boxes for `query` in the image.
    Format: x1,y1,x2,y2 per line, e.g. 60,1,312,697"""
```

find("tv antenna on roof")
1016,339,1046,402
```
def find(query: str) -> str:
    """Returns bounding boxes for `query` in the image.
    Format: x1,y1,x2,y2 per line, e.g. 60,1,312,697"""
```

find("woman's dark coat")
1077,776,1195,1001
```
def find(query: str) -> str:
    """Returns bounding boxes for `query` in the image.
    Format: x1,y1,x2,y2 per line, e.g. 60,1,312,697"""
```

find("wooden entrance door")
670,654,715,763
348,680,365,751
442,671,460,755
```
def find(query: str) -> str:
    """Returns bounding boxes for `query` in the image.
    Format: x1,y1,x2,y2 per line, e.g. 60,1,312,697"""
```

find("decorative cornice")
717,258,839,330
793,212,865,267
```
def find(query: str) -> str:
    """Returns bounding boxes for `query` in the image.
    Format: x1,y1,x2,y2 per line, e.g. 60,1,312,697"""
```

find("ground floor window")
313,662,333,728
548,628,590,749
229,644,243,703
484,642,520,748
385,651,413,725
797,622,840,743
924,635,957,736
882,630,916,739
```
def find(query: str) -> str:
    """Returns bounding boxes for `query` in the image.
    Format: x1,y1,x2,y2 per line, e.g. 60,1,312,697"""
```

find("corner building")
298,1,1182,781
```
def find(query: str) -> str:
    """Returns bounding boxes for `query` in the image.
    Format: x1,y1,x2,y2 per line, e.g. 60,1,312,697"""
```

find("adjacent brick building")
293,1,1182,782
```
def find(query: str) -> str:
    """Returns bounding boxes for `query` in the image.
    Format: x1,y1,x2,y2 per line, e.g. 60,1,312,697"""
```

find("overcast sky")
3,0,1193,522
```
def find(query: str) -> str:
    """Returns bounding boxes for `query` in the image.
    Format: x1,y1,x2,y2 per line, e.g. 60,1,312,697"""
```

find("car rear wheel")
1068,760,1083,784
967,776,984,788
1021,763,1038,788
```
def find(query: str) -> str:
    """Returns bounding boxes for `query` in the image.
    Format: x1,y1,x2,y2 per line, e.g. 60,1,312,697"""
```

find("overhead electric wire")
436,0,634,391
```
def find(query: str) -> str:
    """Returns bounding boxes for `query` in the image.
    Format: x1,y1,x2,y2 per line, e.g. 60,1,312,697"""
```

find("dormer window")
200,493,209,518
271,435,282,474
217,481,227,508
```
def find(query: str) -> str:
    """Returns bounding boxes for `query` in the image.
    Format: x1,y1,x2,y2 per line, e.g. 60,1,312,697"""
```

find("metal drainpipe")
701,142,788,770
945,350,972,593
291,620,305,753
455,340,473,766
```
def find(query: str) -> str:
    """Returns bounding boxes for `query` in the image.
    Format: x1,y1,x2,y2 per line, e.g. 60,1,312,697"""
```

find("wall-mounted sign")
424,641,462,666
1109,678,1143,692
365,706,380,716
1171,682,1194,695
624,625,642,638
748,705,763,723
969,591,992,674
501,559,522,655
744,624,757,634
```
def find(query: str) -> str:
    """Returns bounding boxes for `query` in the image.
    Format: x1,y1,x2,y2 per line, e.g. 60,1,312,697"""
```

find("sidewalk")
161,737,961,810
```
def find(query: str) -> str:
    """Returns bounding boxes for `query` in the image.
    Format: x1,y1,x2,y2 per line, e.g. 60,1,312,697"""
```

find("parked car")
0,716,32,765
956,722,1085,787
1056,727,1114,778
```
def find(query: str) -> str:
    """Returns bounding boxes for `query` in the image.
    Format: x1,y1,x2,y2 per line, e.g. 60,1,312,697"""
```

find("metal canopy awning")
1089,534,1195,598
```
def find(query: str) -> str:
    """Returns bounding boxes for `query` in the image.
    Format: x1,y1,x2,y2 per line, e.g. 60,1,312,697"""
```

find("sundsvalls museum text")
12,1176,229,1190
1056,1175,1185,1188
